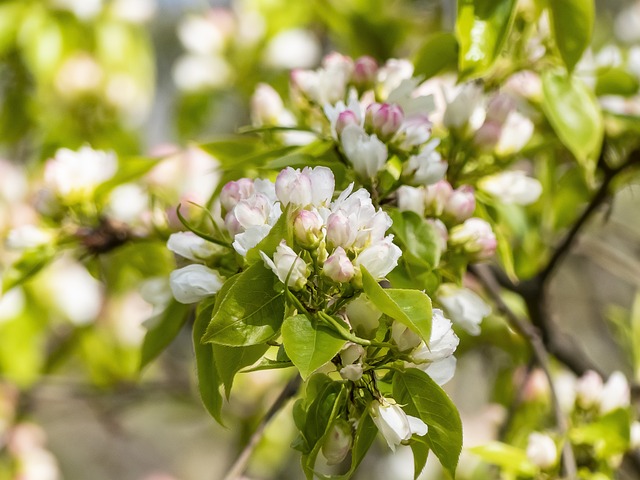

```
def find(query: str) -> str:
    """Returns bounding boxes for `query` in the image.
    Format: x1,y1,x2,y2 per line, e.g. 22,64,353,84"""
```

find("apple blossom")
424,180,454,217
437,284,491,336
169,264,225,304
167,232,219,262
526,432,558,469
294,209,324,248
322,420,353,465
443,83,486,131
397,185,426,216
345,294,382,338
335,110,360,136
340,124,388,179
391,322,422,352
479,171,542,206
44,146,117,200
220,178,255,212
354,235,402,280
412,309,460,363
260,241,309,290
371,399,427,451
448,218,497,261
376,58,414,100
275,166,335,207
395,114,433,150
443,186,476,223
575,370,604,410
352,56,378,88
323,247,355,283
5,225,52,250
365,103,404,140
405,139,447,185
600,371,630,414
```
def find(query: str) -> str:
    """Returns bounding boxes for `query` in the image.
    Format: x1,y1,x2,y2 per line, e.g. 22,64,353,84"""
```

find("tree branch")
223,374,302,480
470,264,578,479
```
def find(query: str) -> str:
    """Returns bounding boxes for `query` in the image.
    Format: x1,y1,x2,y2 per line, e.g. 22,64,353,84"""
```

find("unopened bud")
323,247,355,282
424,180,453,217
322,420,353,465
345,294,382,338
294,209,324,248
365,103,404,140
449,218,497,261
443,186,475,223
335,110,359,136
352,56,378,88
526,433,558,470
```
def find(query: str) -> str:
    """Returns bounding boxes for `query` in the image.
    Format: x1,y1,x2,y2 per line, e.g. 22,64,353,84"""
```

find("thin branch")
470,264,578,479
223,374,302,480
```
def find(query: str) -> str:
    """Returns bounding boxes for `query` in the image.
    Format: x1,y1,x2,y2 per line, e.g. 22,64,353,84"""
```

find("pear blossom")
479,171,542,206
260,241,309,290
324,247,355,283
371,399,427,451
437,284,491,336
354,235,401,280
170,264,225,304
44,146,117,199
526,432,558,469
340,124,388,179
167,232,219,262
345,294,382,338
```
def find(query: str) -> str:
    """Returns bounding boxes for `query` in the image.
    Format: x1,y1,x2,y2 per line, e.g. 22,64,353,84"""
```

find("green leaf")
362,268,432,342
193,296,224,424
548,0,594,72
389,209,441,269
140,300,191,370
570,408,631,458
455,0,518,79
202,263,285,346
470,442,538,476
413,33,458,80
410,437,430,480
282,314,346,380
393,368,462,478
213,343,269,398
542,70,603,175
595,67,639,97
2,245,56,292
199,135,262,166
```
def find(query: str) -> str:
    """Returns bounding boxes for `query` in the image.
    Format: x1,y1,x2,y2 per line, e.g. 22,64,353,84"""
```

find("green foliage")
470,442,538,477
541,70,604,176
282,314,346,380
140,300,191,370
389,209,442,269
455,0,517,79
203,263,285,346
547,0,595,72
413,33,458,80
393,368,463,478
361,268,432,343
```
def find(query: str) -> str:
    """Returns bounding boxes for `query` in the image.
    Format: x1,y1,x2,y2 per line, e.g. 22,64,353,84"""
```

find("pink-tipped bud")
335,110,359,136
352,56,378,88
424,180,453,217
443,186,475,223
449,218,497,261
323,247,355,283
293,209,324,248
220,178,254,212
365,103,404,140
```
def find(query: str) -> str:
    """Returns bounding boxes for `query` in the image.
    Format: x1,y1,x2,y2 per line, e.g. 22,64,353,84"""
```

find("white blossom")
167,232,219,262
324,247,355,283
45,146,117,199
600,371,630,414
260,241,309,290
437,284,490,336
355,235,401,280
449,218,497,261
526,432,558,469
322,420,353,465
6,225,52,250
405,138,447,185
575,370,604,410
275,166,335,207
397,186,426,216
170,264,225,304
479,171,542,206
340,124,388,179
371,399,427,451
263,29,321,69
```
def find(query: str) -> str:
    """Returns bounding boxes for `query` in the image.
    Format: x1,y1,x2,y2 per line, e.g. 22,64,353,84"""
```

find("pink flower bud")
335,110,359,136
449,218,497,261
365,103,404,140
352,56,378,88
443,186,475,223
324,247,355,283
326,210,356,249
220,178,254,212
275,167,313,207
294,209,324,248
424,180,453,217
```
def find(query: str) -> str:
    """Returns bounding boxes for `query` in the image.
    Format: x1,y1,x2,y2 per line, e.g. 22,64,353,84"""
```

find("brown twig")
223,374,302,480
470,264,578,479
